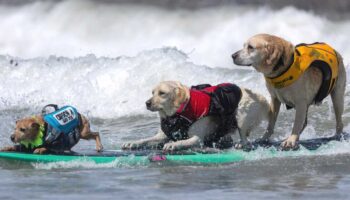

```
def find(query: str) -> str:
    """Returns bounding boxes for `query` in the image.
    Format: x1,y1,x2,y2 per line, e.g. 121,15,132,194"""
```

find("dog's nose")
231,52,239,60
10,134,15,142
145,100,152,108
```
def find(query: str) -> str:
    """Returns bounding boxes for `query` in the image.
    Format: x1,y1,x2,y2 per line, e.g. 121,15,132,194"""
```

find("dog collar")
270,53,294,77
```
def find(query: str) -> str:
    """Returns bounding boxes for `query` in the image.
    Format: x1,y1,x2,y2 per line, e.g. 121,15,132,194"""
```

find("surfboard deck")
0,133,348,165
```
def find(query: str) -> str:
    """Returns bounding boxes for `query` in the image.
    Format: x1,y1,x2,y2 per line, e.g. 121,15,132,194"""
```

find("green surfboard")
0,150,246,165
0,134,347,165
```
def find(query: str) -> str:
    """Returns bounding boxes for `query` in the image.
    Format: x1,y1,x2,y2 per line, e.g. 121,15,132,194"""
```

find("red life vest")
176,88,211,122
161,83,242,147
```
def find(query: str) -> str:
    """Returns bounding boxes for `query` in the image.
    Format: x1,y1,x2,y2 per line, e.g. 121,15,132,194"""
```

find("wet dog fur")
232,33,346,149
122,81,271,151
1,114,103,154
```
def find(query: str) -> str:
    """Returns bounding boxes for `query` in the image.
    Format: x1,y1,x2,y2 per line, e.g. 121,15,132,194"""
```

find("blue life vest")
42,105,81,151
43,106,80,134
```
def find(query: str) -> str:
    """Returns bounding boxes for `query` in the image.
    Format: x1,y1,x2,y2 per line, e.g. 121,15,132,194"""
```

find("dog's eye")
19,128,26,132
247,45,254,50
159,91,166,96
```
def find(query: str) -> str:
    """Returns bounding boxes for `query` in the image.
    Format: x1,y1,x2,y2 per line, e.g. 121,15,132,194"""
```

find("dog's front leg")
163,136,200,151
259,97,281,142
80,131,104,152
162,116,219,151
94,133,103,152
0,146,17,152
281,104,308,149
235,130,253,150
122,129,169,150
33,147,48,154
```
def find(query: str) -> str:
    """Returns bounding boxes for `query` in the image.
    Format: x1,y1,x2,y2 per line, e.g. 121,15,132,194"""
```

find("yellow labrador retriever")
232,33,346,149
122,81,271,151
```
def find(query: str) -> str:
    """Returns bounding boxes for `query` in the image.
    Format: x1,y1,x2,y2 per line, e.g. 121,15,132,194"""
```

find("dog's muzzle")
232,51,252,66
231,51,239,60
145,99,152,110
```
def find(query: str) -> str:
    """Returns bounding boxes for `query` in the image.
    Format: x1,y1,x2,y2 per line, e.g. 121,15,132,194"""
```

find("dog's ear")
31,122,40,130
281,43,294,66
265,43,282,66
173,83,187,108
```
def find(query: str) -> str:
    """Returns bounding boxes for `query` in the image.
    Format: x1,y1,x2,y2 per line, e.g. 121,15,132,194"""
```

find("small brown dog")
1,106,103,154
232,33,346,149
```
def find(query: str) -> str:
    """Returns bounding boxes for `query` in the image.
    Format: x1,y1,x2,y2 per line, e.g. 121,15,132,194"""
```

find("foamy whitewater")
0,1,349,118
1,1,350,199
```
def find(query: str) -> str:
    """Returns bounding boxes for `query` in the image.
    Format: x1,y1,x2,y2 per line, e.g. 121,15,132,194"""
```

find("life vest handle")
41,104,60,115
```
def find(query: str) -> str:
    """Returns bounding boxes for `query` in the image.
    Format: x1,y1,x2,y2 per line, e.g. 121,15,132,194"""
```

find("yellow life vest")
265,43,339,103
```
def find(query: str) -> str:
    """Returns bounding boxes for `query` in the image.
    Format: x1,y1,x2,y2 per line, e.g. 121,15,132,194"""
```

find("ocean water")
0,1,350,199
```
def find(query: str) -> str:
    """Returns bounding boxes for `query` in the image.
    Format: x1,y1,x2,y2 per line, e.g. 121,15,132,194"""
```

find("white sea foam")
0,0,349,119
0,1,350,67
32,156,149,169
1,46,349,120
0,47,263,118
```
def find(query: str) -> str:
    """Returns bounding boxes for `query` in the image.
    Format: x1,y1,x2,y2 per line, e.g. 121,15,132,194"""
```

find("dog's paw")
163,143,180,151
33,148,47,154
234,142,252,151
121,142,141,150
234,143,244,149
281,135,299,150
96,145,104,152
0,146,16,152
